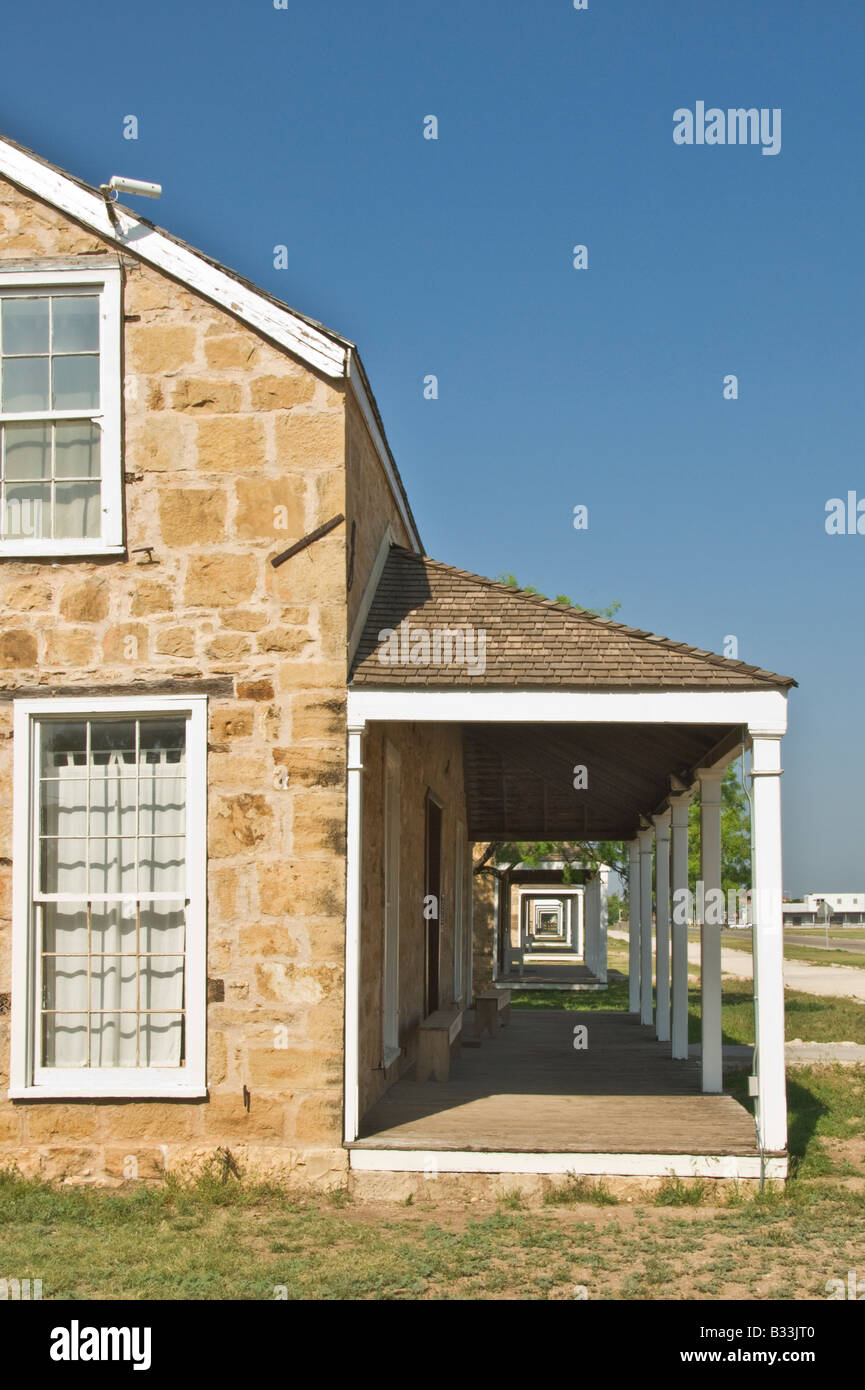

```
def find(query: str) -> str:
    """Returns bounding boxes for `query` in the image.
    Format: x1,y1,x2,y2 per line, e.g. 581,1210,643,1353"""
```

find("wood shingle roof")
350,548,796,690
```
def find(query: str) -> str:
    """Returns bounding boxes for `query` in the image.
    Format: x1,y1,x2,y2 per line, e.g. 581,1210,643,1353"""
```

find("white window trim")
0,266,123,558
9,695,207,1100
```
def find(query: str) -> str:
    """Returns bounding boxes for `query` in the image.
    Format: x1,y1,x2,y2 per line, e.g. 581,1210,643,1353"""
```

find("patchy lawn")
1,1067,863,1301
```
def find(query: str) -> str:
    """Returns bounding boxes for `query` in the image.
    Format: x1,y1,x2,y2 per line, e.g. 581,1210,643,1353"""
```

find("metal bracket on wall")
270,512,345,569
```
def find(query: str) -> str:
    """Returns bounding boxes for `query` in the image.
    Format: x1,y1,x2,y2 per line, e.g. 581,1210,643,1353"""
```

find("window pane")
43,955,88,1012
139,778,186,836
52,354,99,410
139,719,186,772
41,722,87,775
40,778,88,837
91,956,138,1012
91,902,137,955
90,722,137,773
43,1013,88,1068
90,1012,138,1068
42,903,88,954
2,296,49,354
89,837,136,894
141,957,185,1012
140,901,186,954
52,296,99,353
3,422,50,479
3,483,49,539
41,837,87,894
54,481,101,539
138,838,185,894
55,421,100,478
140,1013,184,1067
2,355,50,412
89,776,136,837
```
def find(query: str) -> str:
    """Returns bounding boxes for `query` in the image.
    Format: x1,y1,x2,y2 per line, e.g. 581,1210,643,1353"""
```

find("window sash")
10,696,207,1099
0,268,122,555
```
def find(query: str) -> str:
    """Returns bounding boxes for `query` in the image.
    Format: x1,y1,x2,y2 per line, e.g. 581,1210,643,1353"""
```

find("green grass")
1,1136,863,1300
727,1064,865,1180
514,980,865,1045
787,927,865,940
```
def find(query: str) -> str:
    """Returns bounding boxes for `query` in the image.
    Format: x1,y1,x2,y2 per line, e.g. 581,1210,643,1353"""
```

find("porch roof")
350,548,796,690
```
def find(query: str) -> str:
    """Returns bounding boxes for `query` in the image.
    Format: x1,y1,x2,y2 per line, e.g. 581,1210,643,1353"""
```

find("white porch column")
598,865,609,985
669,789,692,1060
584,878,595,974
750,733,788,1154
628,839,641,1013
699,767,724,1093
653,810,672,1042
576,886,585,957
343,723,365,1143
639,825,654,1026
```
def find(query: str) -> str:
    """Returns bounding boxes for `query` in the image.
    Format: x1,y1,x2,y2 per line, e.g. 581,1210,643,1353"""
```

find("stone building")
0,135,796,1191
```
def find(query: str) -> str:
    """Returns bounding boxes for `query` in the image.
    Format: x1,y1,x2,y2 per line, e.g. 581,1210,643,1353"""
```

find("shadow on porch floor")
353,1009,759,1156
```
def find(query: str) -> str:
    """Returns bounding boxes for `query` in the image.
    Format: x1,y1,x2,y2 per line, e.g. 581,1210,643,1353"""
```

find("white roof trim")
347,688,789,732
347,351,422,552
0,136,346,379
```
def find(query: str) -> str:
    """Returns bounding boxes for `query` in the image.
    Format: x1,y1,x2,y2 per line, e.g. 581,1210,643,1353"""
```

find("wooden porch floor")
354,1009,759,1156
500,961,605,989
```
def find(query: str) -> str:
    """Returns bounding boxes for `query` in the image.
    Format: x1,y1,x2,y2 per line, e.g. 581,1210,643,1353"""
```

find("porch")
345,547,796,1182
351,1007,764,1178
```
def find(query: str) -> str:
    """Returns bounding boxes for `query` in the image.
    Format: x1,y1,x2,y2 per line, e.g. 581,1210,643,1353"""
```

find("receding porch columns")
653,809,672,1042
639,825,654,1026
669,788,692,1060
750,733,788,1154
699,767,724,1094
628,838,641,1013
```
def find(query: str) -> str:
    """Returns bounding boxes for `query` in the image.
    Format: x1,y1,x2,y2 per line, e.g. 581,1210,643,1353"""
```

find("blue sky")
2,0,863,893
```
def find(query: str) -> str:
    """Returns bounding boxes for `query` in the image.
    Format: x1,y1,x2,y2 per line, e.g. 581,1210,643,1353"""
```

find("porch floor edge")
348,1149,788,1180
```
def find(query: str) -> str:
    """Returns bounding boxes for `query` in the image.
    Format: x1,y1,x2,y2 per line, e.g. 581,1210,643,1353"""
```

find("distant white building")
783,893,865,927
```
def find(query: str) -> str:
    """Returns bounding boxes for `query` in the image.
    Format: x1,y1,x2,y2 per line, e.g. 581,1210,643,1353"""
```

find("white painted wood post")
598,865,609,985
750,733,788,1155
639,826,654,1026
699,767,724,1093
669,789,692,1060
653,810,672,1042
343,723,365,1143
586,878,600,978
628,839,641,1012
576,886,585,957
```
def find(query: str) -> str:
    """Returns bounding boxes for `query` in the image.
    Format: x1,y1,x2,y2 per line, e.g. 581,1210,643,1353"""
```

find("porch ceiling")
462,720,740,840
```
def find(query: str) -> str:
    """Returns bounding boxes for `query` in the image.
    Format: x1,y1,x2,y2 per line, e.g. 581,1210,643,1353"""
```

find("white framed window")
0,264,122,556
9,696,207,1099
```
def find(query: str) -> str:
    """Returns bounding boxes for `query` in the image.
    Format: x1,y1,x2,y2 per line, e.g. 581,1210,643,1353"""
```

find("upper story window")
0,264,122,557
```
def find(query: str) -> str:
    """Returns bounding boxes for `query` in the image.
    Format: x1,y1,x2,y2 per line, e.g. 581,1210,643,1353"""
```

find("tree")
687,760,751,897
494,573,622,621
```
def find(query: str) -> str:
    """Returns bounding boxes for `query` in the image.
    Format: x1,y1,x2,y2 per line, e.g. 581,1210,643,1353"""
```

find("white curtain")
40,719,186,1069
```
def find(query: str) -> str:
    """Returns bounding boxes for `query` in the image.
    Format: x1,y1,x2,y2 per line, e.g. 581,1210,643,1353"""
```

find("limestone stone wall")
471,850,498,993
345,391,413,634
358,720,467,1121
0,177,350,1185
